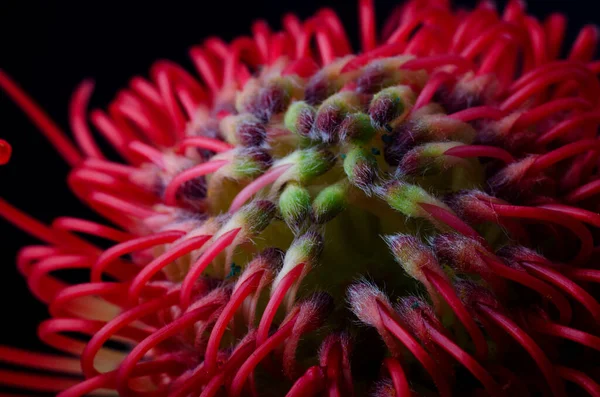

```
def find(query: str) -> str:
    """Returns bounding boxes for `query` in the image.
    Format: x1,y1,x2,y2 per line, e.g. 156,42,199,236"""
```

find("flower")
1,0,600,395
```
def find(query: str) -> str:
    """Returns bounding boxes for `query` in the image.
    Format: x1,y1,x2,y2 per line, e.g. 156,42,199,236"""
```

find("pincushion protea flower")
2,0,600,395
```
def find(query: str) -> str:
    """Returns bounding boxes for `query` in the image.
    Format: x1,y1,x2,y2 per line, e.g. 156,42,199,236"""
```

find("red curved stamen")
0,346,82,375
413,71,454,110
341,42,405,72
422,268,489,361
92,230,184,282
424,322,502,396
482,256,572,324
81,289,179,378
229,163,293,213
0,369,80,393
0,199,93,251
484,203,593,265
461,23,524,61
82,158,137,177
89,109,139,163
521,261,600,324
538,203,600,228
359,0,376,52
556,366,600,396
88,192,158,219
0,139,12,165
177,136,234,154
49,282,127,318
402,55,473,73
229,310,299,397
544,14,567,60
476,304,566,397
128,141,166,168
444,144,514,163
204,271,264,374
27,255,93,303
198,340,256,397
569,25,599,62
512,97,592,130
0,70,82,166
286,366,326,397
568,268,600,284
448,106,506,122
383,358,411,397
502,66,597,111
52,217,133,242
565,179,600,203
127,234,211,306
115,302,221,397
180,228,242,309
377,301,452,397
418,203,484,242
529,318,600,352
257,263,305,347
69,80,105,159
535,116,600,146
164,159,229,206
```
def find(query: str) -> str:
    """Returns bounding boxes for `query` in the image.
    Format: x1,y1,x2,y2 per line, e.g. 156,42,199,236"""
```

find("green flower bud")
312,181,347,224
339,113,376,143
343,146,378,192
284,101,316,137
279,182,312,232
369,85,415,128
295,148,337,183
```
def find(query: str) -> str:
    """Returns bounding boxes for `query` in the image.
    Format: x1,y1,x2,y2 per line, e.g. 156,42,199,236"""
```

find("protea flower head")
3,0,600,395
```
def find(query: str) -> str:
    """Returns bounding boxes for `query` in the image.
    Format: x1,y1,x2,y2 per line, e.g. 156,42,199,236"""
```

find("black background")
0,0,595,352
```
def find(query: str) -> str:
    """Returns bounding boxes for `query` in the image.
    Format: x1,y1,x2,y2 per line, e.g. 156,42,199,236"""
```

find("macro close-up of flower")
3,0,600,395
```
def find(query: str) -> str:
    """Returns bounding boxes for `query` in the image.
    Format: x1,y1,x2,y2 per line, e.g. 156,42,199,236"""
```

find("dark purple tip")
236,119,267,147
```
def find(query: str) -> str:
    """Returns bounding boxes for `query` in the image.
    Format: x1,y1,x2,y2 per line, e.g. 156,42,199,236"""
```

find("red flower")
2,0,600,395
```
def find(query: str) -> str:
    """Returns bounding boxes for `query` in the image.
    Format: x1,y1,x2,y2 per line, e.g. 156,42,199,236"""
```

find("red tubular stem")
512,97,592,130
484,257,572,324
92,230,185,282
115,302,221,397
424,323,503,397
418,203,486,245
180,228,241,308
520,261,600,324
565,179,600,203
538,203,600,228
0,70,82,166
69,80,105,159
285,365,327,397
448,107,506,122
127,234,211,306
423,268,488,361
413,71,454,110
377,302,452,397
359,0,376,52
204,271,263,374
257,263,305,347
444,145,514,163
177,136,234,153
529,319,600,352
164,160,229,206
383,358,411,397
476,304,566,397
486,203,593,265
568,268,600,283
229,163,293,213
556,366,600,396
229,311,299,397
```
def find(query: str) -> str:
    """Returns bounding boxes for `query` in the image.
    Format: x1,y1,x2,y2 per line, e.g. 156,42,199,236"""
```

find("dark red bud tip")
369,95,403,128
305,75,335,105
257,247,286,272
236,119,267,147
315,104,345,143
0,139,12,165
383,121,420,166
454,279,501,313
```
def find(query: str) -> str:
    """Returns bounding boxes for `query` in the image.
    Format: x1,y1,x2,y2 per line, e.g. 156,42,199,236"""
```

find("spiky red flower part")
2,0,600,396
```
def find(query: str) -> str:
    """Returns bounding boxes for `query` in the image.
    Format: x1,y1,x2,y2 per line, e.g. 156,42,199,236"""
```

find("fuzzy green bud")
378,180,450,219
295,148,337,183
343,146,378,192
399,141,468,175
314,91,362,143
284,101,316,137
339,113,376,143
369,85,415,128
279,182,312,232
229,147,273,180
312,181,347,224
